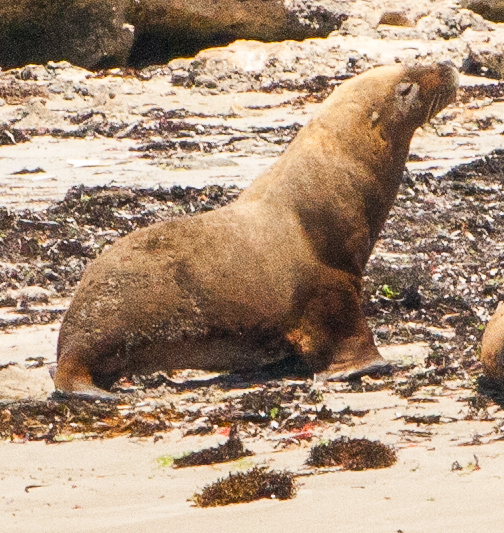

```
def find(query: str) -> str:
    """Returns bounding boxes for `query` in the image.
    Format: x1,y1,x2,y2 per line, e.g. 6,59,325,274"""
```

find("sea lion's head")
377,61,459,135
317,62,459,165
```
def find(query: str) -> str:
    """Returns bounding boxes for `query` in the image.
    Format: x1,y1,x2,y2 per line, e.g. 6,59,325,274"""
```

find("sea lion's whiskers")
426,93,439,122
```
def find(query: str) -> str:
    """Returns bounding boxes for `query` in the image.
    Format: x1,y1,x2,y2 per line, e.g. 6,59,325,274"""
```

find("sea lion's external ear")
395,82,420,115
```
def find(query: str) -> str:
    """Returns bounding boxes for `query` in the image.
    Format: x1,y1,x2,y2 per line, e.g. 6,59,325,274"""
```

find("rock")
0,0,133,70
194,75,218,89
0,0,499,72
0,286,52,308
379,342,432,367
14,98,63,129
15,65,49,81
166,34,469,93
416,8,492,40
425,326,457,339
463,27,504,78
127,0,349,66
48,84,64,95
171,70,192,87
337,0,459,36
379,11,414,27
45,62,91,84
10,286,52,305
462,0,504,22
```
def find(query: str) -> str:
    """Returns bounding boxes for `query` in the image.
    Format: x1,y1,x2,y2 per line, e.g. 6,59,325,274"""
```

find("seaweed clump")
307,437,397,470
173,425,253,468
191,466,298,507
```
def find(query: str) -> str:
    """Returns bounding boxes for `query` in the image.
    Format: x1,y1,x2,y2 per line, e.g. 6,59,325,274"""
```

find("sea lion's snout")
429,64,459,120
409,62,459,123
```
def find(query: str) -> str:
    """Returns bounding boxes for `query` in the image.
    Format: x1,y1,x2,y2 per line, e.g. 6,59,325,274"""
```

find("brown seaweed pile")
306,437,397,470
0,377,377,443
458,83,504,104
173,425,253,468
191,466,298,507
0,184,240,312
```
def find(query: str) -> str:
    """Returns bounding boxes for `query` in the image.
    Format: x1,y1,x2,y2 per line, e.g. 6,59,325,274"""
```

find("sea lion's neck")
239,110,414,276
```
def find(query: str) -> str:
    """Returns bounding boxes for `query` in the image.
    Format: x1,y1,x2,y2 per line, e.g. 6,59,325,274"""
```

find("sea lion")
481,302,504,380
54,62,459,397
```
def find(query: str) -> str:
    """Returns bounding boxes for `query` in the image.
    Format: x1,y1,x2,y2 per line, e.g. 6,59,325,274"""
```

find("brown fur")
481,302,504,380
54,63,459,396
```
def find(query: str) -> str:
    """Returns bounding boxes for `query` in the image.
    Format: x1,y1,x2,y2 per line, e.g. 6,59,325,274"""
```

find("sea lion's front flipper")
288,268,389,380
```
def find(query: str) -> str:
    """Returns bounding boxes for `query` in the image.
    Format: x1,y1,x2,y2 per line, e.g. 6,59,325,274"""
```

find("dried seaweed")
0,184,241,320
173,425,253,467
315,405,368,424
191,466,298,507
0,398,182,442
307,437,397,470
458,83,504,104
463,394,493,420
201,385,311,428
240,388,296,414
402,414,442,425
394,377,422,398
0,80,49,104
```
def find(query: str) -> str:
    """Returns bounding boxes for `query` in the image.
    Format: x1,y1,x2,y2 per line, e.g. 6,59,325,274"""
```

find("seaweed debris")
307,437,397,470
463,393,494,420
402,414,442,425
0,184,240,307
173,425,253,468
458,83,504,104
0,398,182,442
191,466,298,507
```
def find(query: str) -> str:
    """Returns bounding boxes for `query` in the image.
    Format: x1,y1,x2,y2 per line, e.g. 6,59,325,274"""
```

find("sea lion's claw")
322,360,394,382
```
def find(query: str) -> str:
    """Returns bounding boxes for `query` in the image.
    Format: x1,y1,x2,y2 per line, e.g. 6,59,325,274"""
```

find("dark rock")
127,0,348,67
194,75,218,89
462,0,504,22
0,0,133,70
171,70,192,87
